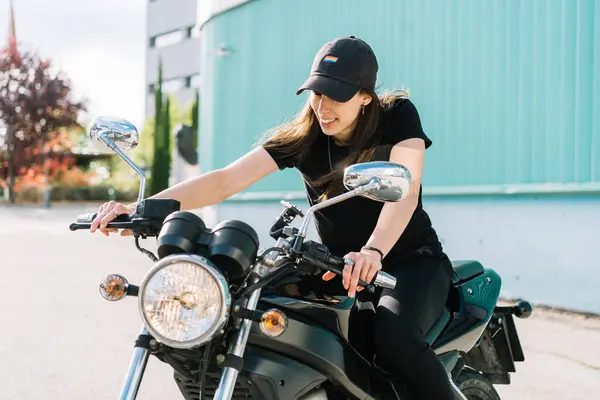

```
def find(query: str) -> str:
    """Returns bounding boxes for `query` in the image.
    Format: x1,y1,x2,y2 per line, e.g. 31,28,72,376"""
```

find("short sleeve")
385,98,432,149
261,143,296,170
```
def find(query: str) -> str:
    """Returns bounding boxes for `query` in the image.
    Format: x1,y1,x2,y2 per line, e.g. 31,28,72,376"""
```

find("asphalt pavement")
1,204,598,399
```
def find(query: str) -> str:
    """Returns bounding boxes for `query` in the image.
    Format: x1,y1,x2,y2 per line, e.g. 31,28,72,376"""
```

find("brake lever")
69,221,133,231
70,212,135,231
69,217,160,239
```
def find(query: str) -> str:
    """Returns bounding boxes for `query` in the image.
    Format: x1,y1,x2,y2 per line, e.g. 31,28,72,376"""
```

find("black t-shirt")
263,98,443,267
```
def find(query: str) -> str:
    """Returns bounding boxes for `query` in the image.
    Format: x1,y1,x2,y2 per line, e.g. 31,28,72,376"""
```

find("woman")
91,36,456,399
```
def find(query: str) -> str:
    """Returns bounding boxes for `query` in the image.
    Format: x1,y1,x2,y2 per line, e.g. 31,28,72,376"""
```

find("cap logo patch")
323,55,338,63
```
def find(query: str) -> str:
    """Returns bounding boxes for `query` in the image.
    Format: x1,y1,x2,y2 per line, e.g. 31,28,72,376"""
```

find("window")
163,78,186,93
186,26,200,38
150,30,186,49
149,24,199,49
149,78,187,94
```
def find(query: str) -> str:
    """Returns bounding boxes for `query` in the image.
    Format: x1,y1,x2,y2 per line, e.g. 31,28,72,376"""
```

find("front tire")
455,370,501,400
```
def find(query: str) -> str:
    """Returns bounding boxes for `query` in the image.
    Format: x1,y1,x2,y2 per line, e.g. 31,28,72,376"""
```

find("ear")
362,93,373,106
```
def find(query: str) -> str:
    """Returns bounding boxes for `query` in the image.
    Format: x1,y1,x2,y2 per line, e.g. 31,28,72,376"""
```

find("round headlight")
138,254,230,349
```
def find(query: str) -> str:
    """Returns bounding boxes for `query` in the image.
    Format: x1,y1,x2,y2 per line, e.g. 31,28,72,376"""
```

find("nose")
317,94,333,114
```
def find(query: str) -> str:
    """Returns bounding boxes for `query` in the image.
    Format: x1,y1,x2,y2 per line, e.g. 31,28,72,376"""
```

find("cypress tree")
149,60,172,195
191,90,199,164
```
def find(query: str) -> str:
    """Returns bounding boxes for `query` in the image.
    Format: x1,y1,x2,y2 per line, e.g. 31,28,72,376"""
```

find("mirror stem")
99,133,147,208
293,178,382,252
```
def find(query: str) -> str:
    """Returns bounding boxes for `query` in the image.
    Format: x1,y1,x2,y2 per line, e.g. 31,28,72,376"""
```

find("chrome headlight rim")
137,253,230,349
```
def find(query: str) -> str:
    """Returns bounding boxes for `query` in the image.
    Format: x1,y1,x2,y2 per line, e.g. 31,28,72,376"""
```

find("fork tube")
119,326,152,400
213,288,262,399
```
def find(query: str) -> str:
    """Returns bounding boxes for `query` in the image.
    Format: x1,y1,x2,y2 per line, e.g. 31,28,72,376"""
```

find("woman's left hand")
322,250,382,298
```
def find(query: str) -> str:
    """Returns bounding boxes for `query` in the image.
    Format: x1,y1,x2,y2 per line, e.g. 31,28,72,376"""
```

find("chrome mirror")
295,161,412,248
88,116,139,152
87,116,145,208
343,161,411,202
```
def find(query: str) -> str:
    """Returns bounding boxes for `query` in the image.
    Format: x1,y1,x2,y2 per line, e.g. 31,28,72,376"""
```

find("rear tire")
455,369,501,400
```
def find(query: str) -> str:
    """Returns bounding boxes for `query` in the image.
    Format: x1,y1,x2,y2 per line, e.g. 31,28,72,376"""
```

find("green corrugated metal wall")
199,0,600,195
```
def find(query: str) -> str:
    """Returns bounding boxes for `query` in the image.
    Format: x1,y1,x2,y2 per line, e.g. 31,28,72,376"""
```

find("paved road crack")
525,347,600,372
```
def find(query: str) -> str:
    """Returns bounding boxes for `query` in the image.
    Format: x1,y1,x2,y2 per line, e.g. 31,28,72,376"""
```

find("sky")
0,0,147,128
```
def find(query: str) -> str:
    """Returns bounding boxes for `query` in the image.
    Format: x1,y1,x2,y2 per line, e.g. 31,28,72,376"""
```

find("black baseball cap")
296,36,378,103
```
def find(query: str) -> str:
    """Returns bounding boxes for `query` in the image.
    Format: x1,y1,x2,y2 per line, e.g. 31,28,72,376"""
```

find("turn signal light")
259,309,288,337
99,274,129,301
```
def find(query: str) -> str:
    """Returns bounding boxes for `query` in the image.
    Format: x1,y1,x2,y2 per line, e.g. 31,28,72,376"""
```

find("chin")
322,127,342,136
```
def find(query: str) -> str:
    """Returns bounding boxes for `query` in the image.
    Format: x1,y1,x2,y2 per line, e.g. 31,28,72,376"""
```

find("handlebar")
69,212,133,231
69,199,181,237
69,203,397,294
69,212,161,237
326,254,397,290
300,241,397,292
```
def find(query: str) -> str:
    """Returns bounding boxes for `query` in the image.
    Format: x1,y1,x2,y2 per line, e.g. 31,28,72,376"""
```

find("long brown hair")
261,89,410,201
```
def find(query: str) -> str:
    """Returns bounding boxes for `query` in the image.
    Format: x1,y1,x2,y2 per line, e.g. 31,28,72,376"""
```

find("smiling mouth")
321,118,337,124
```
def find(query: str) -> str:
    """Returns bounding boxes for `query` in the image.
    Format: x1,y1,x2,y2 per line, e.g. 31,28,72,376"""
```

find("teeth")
322,118,336,123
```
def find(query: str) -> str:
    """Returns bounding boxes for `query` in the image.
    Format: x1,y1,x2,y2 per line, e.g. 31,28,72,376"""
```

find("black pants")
348,252,456,400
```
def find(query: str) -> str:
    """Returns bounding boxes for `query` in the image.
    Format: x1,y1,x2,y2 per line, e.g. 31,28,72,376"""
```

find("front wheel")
455,370,501,400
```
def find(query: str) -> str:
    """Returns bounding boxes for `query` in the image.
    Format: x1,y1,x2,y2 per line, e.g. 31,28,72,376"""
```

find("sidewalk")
0,201,104,208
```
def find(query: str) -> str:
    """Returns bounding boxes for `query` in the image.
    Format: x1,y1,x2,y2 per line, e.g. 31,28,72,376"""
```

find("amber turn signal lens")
99,274,129,301
259,309,288,337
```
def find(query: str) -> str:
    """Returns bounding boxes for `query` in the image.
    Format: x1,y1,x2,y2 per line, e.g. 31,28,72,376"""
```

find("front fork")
119,326,152,400
116,288,262,400
213,288,262,399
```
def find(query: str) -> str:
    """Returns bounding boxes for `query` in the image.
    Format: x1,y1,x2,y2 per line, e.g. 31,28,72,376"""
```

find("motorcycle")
70,116,533,400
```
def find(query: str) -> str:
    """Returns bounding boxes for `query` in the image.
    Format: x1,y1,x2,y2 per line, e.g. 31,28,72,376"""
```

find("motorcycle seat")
422,263,484,346
424,308,452,345
450,260,484,285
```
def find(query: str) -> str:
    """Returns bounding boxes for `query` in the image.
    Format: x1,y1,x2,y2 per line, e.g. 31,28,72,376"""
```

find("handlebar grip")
326,254,397,290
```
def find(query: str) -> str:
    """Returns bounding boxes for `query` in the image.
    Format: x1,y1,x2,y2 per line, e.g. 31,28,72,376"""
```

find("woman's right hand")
89,201,135,237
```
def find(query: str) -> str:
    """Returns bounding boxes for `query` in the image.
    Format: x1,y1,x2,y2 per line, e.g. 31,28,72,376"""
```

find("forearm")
128,169,228,211
363,194,419,259
363,138,425,260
